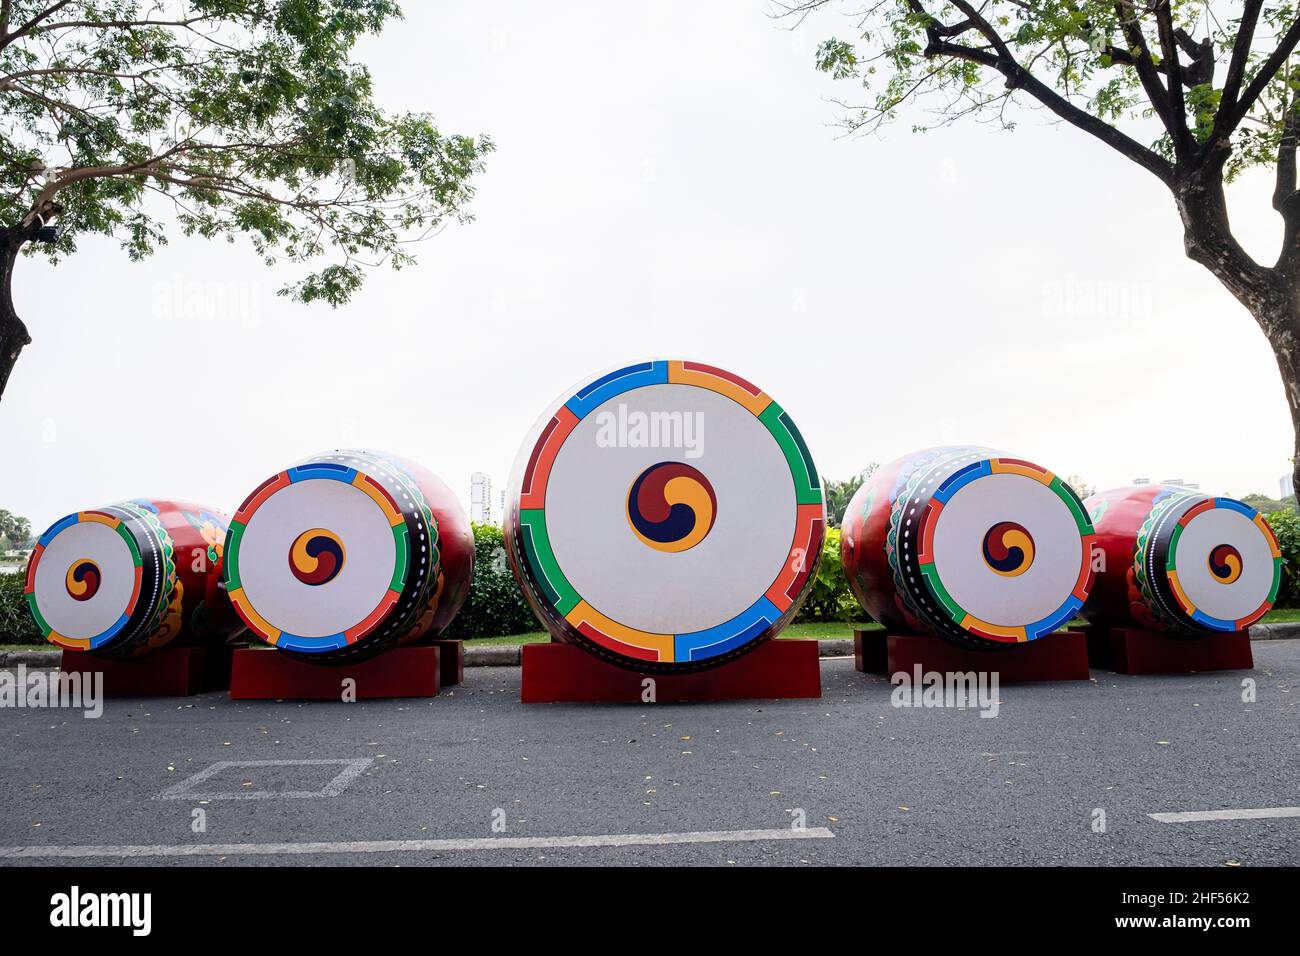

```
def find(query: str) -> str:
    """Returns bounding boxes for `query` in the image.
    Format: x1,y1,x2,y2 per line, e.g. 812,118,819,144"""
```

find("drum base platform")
429,639,464,687
229,645,444,700
854,629,1091,683
521,639,822,703
60,645,232,697
1078,626,1253,674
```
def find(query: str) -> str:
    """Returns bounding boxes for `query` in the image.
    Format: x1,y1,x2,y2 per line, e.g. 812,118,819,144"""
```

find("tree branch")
1153,0,1191,154
1217,0,1264,121
0,1,73,49
922,1,1174,185
1103,43,1208,88
1276,74,1299,210
1111,1,1186,152
1220,11,1300,135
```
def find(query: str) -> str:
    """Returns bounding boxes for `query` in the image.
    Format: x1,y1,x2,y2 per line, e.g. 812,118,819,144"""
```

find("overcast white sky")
1,1,1292,534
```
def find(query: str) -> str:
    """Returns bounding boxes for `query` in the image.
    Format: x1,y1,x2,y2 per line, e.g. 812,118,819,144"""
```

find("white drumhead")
30,516,137,643
235,478,397,639
930,472,1085,628
1170,504,1278,625
546,384,796,634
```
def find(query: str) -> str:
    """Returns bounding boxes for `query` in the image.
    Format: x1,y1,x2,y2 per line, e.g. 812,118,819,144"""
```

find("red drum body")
505,360,825,674
842,447,1095,649
223,450,473,665
25,499,237,659
1083,485,1281,636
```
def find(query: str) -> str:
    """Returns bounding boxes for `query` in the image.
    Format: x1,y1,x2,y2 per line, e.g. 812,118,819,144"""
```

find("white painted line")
156,758,373,801
0,826,835,860
1149,807,1300,823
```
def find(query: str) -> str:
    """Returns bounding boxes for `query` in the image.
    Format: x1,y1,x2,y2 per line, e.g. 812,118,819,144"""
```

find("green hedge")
796,527,862,623
441,523,539,640
0,570,42,644
1265,510,1300,608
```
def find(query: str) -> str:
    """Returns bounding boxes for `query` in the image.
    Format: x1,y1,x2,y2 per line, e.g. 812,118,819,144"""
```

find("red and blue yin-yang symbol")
626,462,717,554
981,521,1035,577
65,559,101,601
288,528,346,586
1207,543,1243,584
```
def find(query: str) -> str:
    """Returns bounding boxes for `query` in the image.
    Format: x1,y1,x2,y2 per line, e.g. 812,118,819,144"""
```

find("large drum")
1083,485,1281,635
505,360,825,673
223,450,473,664
842,447,1096,648
24,499,238,659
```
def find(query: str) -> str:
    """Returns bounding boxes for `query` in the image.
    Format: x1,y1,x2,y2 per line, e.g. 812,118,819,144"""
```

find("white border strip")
155,758,374,801
1149,807,1300,823
0,827,834,860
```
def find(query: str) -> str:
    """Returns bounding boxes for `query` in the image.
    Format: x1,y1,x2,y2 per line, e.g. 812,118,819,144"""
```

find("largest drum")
1083,484,1281,635
223,450,473,664
505,360,825,673
842,447,1096,648
24,498,238,659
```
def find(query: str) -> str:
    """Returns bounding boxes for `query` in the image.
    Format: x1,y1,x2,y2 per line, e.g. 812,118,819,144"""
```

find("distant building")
1159,478,1199,490
1133,477,1150,485
1282,474,1295,499
470,472,493,524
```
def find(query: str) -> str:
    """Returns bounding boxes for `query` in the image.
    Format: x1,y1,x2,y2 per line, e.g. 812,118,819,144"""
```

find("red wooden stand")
229,645,443,700
429,639,464,687
521,639,822,703
60,645,232,697
1080,626,1253,674
854,629,1091,683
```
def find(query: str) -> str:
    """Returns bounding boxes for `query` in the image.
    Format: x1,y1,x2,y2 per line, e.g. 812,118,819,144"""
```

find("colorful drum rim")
1137,491,1281,633
511,359,824,670
890,452,1095,644
24,504,173,653
223,453,442,656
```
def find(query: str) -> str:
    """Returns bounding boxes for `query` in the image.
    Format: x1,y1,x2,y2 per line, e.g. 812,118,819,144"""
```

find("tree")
1240,490,1296,510
0,509,31,548
788,0,1300,493
1064,473,1097,499
822,463,879,526
0,1,492,398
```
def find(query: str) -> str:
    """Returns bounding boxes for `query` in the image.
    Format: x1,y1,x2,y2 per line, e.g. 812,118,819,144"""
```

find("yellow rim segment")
565,600,676,662
228,587,282,644
351,473,404,526
666,361,772,417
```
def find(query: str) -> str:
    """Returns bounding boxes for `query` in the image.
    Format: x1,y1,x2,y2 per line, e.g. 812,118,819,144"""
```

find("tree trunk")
0,226,30,401
1261,309,1300,504
1173,165,1300,503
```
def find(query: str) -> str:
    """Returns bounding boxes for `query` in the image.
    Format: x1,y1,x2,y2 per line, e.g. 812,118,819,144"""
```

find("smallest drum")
24,499,238,659
223,450,473,664
1083,485,1281,635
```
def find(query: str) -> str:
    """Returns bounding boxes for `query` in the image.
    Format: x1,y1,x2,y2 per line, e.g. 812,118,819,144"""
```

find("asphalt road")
0,645,1297,866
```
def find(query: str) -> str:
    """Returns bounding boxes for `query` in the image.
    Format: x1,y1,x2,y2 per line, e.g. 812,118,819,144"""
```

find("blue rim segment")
275,631,349,652
287,463,357,483
675,596,781,661
564,361,668,420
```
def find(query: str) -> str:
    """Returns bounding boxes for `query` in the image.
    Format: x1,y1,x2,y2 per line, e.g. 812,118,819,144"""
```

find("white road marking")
155,758,373,801
0,827,835,859
1149,807,1300,823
